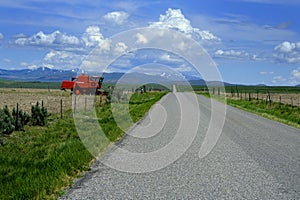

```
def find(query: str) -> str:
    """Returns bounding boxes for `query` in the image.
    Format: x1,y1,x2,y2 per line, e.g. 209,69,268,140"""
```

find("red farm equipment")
61,74,104,95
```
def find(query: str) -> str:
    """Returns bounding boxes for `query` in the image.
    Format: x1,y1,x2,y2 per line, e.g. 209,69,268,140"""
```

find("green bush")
31,102,48,126
12,107,30,131
0,106,15,135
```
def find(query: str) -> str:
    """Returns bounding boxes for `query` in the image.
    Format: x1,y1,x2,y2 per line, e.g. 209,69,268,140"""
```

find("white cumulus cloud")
44,50,73,62
103,11,129,25
160,54,183,63
288,67,300,85
259,71,274,75
149,8,220,41
292,68,300,79
274,41,300,64
0,33,3,40
272,75,286,84
14,26,107,49
214,49,250,59
175,64,193,72
15,30,80,46
114,42,128,54
43,50,83,69
135,33,148,44
274,41,300,53
82,26,105,47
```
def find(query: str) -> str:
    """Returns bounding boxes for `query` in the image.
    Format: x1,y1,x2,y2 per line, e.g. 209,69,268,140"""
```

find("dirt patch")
0,88,72,114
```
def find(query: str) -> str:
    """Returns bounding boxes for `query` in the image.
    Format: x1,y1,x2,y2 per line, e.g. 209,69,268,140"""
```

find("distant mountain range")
0,67,77,82
0,67,233,86
2,67,293,87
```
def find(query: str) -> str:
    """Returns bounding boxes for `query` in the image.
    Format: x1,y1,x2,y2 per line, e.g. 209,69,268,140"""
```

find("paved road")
62,92,300,199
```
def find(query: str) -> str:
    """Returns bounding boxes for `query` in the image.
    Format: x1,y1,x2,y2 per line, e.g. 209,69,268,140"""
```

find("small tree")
12,107,30,131
31,102,48,126
0,106,15,135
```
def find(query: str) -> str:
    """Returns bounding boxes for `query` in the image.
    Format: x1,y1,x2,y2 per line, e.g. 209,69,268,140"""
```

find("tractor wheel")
74,85,81,95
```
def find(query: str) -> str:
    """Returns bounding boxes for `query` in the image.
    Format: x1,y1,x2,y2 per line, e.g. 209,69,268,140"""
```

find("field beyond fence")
195,86,300,129
189,85,300,107
0,88,72,114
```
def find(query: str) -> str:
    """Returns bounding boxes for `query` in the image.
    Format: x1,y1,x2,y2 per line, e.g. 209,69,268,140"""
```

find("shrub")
0,106,15,135
12,107,30,131
31,102,48,126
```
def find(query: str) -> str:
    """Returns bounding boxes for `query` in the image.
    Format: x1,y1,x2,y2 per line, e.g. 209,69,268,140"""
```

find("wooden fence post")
15,103,19,130
60,99,63,119
279,96,282,109
100,95,102,106
85,96,87,112
74,95,76,113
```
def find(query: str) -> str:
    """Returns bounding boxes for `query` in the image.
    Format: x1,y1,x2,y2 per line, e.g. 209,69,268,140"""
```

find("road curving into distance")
61,91,300,199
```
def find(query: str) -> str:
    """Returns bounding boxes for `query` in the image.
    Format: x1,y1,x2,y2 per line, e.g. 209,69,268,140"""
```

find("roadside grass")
129,92,167,122
96,92,167,141
0,112,93,199
0,91,167,199
199,92,300,129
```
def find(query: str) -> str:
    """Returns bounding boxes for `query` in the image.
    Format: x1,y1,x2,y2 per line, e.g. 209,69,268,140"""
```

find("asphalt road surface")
61,91,300,199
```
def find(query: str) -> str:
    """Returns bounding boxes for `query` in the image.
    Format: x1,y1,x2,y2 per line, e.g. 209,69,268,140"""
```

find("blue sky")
0,0,299,85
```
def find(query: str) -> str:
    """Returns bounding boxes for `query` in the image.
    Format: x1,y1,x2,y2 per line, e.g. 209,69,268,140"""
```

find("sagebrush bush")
0,106,15,135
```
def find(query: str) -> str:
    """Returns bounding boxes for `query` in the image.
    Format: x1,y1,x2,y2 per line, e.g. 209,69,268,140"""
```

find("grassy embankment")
199,92,300,129
0,91,167,199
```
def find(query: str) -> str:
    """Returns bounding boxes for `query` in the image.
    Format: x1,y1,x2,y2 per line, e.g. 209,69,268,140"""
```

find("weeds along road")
62,92,300,199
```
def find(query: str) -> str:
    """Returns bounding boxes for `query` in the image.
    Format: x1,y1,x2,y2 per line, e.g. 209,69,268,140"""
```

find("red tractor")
61,74,104,95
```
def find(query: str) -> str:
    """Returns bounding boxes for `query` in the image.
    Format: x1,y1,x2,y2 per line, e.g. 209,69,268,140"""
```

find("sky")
0,0,300,85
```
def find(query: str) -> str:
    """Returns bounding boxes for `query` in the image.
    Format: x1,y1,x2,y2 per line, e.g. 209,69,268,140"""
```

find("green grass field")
0,79,61,89
191,85,300,94
0,91,167,199
200,92,300,129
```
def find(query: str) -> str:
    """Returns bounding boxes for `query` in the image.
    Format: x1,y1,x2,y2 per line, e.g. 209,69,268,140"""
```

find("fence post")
248,93,251,101
15,102,19,130
256,91,259,100
100,95,102,106
74,95,76,113
218,88,220,96
279,96,282,109
85,96,87,112
236,85,239,98
60,99,63,119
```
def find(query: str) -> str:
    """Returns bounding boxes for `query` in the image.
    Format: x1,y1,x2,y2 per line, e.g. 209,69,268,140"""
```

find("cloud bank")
149,8,220,41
